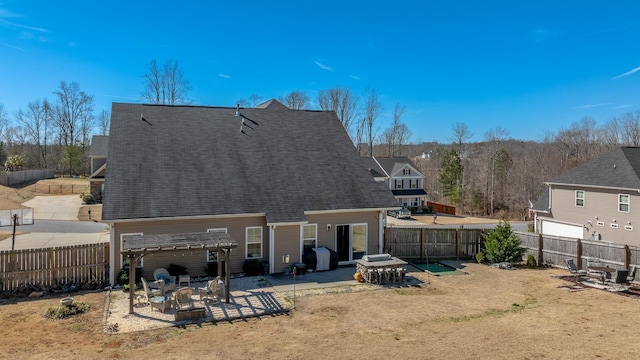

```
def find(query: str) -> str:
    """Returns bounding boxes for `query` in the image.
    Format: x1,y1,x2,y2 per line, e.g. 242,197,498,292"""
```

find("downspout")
269,225,276,274
109,224,115,286
378,210,385,253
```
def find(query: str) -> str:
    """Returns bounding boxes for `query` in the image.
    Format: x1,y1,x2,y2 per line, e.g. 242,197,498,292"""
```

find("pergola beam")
120,232,239,314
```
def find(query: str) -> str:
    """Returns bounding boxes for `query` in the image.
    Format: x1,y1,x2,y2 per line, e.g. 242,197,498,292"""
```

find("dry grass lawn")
1,264,639,359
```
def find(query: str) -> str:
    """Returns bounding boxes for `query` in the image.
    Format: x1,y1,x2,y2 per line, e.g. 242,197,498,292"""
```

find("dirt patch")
78,205,102,222
2,264,640,358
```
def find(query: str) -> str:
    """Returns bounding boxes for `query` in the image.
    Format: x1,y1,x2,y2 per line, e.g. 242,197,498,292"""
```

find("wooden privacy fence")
385,227,484,259
0,243,109,292
426,201,456,215
0,169,54,186
515,231,640,272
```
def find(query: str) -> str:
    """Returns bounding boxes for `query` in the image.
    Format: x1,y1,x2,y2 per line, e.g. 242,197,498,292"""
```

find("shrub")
82,193,95,204
526,254,537,268
481,221,526,264
43,301,91,320
527,223,535,233
243,259,263,276
475,252,485,264
167,263,188,276
116,267,143,286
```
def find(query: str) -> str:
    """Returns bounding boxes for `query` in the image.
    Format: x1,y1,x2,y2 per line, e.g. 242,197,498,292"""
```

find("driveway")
22,195,83,221
0,195,109,250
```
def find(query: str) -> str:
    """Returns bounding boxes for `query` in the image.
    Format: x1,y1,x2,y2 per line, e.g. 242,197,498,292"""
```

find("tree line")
3,58,638,222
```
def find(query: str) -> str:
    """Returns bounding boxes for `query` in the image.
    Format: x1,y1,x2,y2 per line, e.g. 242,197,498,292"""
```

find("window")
302,224,317,249
246,227,263,259
206,228,227,262
120,232,143,268
575,190,584,207
395,179,403,189
403,168,410,175
619,194,630,212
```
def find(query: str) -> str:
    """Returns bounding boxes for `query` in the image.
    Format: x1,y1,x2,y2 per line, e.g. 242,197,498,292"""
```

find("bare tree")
279,90,309,110
620,111,640,146
483,126,510,215
237,94,263,108
15,99,53,167
449,122,474,155
53,81,94,146
0,103,8,143
362,86,383,157
317,86,359,142
380,103,410,156
141,59,192,105
98,109,110,136
555,116,601,165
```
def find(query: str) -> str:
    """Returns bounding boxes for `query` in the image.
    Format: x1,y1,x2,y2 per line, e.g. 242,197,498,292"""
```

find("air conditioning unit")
590,231,600,240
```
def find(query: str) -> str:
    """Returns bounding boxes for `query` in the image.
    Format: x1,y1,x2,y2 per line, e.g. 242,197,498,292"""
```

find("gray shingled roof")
362,157,387,178
547,147,640,189
102,101,397,223
88,135,108,157
374,156,419,176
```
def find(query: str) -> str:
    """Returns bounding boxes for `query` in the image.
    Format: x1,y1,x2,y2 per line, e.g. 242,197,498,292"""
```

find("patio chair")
174,287,195,310
566,258,587,281
140,277,162,306
199,276,222,302
153,268,176,293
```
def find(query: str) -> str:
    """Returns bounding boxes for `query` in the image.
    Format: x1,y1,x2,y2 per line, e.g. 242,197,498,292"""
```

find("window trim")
619,194,630,213
206,228,227,262
301,224,318,251
395,179,403,189
575,190,585,207
410,179,418,189
120,232,143,268
245,226,263,259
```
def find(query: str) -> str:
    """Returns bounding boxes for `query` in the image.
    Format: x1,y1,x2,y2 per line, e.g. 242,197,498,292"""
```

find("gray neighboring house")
102,100,397,284
88,135,108,201
533,147,640,246
362,156,428,209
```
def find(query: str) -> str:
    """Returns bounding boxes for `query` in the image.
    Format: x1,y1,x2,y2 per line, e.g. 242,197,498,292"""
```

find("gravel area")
105,275,288,334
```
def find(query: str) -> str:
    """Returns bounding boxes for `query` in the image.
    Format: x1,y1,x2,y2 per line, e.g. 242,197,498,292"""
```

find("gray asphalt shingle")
102,101,397,223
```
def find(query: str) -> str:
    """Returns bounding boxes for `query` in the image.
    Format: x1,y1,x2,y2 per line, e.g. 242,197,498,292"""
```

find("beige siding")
112,215,268,278
111,210,384,280
272,226,302,273
541,185,640,245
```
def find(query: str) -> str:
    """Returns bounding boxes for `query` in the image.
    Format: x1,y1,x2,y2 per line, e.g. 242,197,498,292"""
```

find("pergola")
121,231,239,314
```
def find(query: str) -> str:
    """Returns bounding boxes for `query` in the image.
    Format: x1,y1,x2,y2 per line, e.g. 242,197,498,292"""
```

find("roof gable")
374,156,423,178
547,147,640,190
103,101,397,222
88,135,108,157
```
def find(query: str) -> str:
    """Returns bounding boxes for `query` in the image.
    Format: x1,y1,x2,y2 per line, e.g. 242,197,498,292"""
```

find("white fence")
0,208,34,227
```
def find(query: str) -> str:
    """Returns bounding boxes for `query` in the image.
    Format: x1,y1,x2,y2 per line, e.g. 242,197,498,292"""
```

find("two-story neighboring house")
102,100,398,285
88,135,108,202
532,147,640,246
363,156,428,209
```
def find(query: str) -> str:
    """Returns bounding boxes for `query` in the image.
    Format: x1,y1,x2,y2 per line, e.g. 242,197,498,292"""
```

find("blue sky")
2,1,640,143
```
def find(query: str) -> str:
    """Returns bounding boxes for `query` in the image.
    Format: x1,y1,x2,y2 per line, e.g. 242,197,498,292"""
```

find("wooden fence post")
49,248,55,287
576,238,583,269
624,245,630,269
537,233,543,268
420,228,425,260
455,228,460,259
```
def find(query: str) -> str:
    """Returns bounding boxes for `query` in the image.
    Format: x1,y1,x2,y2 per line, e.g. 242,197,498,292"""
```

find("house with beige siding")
102,100,397,285
533,147,640,246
